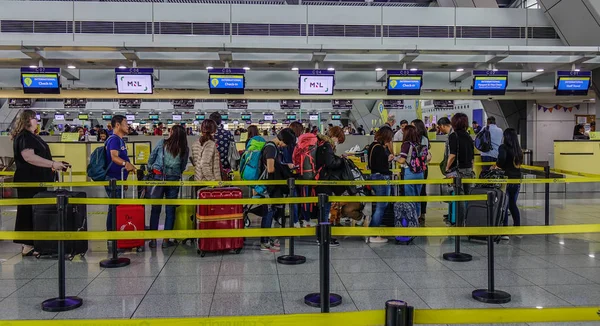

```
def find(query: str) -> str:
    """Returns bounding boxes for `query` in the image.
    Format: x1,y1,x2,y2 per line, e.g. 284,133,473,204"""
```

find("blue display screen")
557,77,590,90
21,73,60,93
209,75,244,89
387,76,421,90
473,76,508,90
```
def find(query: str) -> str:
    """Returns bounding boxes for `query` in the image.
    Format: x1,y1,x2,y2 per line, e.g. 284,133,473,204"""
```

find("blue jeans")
404,168,424,217
149,176,181,232
104,185,123,231
503,184,521,226
369,174,391,227
292,187,310,224
261,205,282,244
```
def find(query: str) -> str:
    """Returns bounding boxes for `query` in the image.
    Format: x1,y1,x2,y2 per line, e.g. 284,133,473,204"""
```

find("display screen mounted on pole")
472,70,508,96
115,68,154,94
298,70,335,95
556,71,591,96
387,70,423,96
208,68,246,95
21,67,61,94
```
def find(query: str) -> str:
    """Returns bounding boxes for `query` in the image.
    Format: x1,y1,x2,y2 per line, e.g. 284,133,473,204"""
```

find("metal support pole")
277,178,306,265
99,179,130,268
385,300,414,326
41,195,83,312
544,166,550,226
304,193,342,310
472,192,511,304
443,177,472,262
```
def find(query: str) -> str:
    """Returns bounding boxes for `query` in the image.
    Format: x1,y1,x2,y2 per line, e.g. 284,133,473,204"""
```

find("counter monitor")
246,120,252,125
472,76,508,96
299,75,334,95
102,114,113,121
309,114,319,121
116,74,153,94
271,120,278,124
241,114,252,121
287,114,297,120
21,73,61,94
172,114,182,121
78,114,89,120
209,74,245,95
387,75,422,96
195,114,205,121
221,114,229,121
331,114,341,120
126,114,136,121
264,114,274,121
556,76,591,96
54,114,65,121
148,114,159,121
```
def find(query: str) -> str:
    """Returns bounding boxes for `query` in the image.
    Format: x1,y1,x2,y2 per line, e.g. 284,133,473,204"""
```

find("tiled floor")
0,189,599,325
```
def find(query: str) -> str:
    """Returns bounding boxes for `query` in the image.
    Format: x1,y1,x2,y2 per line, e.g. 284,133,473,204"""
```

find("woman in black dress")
12,110,68,256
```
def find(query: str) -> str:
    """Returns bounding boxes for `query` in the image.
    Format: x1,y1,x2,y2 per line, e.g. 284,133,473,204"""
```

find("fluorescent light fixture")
536,68,544,72
118,65,127,69
67,65,76,69
291,67,299,71
375,68,383,72
327,67,335,71
536,306,543,309
410,68,418,71
456,68,464,72
29,65,37,69
206,66,214,70
492,68,499,72
243,67,250,71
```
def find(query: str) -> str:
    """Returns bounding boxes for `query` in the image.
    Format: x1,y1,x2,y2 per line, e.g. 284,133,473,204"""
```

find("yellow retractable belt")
66,197,317,206
0,307,597,325
330,195,486,203
1,224,598,241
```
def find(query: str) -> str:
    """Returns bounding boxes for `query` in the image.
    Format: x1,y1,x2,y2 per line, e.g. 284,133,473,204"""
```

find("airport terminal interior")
0,0,599,324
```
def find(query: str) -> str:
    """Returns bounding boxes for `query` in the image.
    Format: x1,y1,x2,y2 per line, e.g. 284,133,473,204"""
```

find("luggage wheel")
80,253,86,258
235,248,242,254
68,255,75,261
35,253,41,259
136,247,145,253
244,218,251,228
197,250,206,257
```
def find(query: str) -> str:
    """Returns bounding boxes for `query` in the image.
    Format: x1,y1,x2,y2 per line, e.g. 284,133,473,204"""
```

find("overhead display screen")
126,114,136,121
299,75,334,95
78,114,89,120
209,75,245,95
172,114,182,121
196,114,205,121
556,76,591,96
102,114,113,121
116,74,153,94
264,114,274,121
54,114,65,121
387,76,422,96
21,73,60,94
221,114,229,121
472,76,508,95
287,114,297,120
149,114,159,120
241,114,252,121
331,114,341,120
309,114,319,121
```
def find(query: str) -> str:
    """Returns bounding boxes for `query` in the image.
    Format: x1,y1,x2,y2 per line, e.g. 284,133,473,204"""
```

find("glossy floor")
0,190,598,325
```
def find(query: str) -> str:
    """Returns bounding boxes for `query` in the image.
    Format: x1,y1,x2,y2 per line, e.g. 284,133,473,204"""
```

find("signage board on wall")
299,75,334,95
115,68,154,94
21,67,61,94
471,70,508,96
387,70,423,96
556,71,591,96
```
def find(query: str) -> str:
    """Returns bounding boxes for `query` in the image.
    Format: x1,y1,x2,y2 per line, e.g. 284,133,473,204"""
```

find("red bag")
116,205,145,251
197,187,244,257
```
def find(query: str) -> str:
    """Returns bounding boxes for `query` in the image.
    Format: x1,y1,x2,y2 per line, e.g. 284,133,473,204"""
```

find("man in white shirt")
393,120,409,142
480,116,503,174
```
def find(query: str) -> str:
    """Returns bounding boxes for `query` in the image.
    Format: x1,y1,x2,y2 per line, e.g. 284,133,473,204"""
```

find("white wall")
527,101,596,163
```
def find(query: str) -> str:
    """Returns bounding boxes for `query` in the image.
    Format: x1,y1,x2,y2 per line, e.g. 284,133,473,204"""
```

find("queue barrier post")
99,179,130,269
304,193,342,311
277,178,306,265
41,194,83,312
442,176,472,262
385,300,414,326
472,191,511,304
544,166,550,226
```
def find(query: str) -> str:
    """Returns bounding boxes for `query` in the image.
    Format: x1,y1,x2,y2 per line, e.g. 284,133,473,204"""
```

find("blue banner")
557,77,590,91
21,73,59,88
209,75,245,89
473,76,507,91
388,76,422,90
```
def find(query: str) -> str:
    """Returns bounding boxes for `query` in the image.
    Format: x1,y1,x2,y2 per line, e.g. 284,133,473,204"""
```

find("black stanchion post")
443,176,472,262
385,300,414,326
42,194,83,312
544,166,550,226
472,191,511,304
277,178,306,265
99,179,130,268
304,193,342,311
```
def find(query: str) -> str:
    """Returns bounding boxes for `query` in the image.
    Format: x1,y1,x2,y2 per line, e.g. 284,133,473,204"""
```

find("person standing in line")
366,127,395,244
472,121,482,134
396,125,426,217
192,119,222,182
437,117,453,225
445,113,474,227
480,117,503,174
106,123,114,136
147,125,189,249
411,119,431,226
12,110,69,256
209,112,235,177
495,128,523,240
393,119,409,142
104,115,136,232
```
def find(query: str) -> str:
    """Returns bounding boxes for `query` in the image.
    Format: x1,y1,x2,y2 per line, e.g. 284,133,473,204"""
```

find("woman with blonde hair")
192,119,222,182
12,110,68,256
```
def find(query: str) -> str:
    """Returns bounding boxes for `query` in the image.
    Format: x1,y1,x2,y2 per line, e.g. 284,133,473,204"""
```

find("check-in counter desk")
553,140,600,193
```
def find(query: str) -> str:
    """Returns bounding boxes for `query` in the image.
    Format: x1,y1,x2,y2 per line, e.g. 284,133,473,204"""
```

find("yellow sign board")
589,132,600,140
60,133,79,142
134,142,151,165
240,132,248,143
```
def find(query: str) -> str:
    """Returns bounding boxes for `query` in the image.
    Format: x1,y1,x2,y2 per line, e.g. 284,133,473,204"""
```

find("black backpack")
475,127,492,153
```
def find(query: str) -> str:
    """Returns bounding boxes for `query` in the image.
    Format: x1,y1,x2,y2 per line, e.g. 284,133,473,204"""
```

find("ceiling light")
29,65,37,69
456,68,464,72
206,66,214,70
327,67,335,71
536,68,544,72
291,67,299,71
536,306,544,309
410,68,418,71
67,65,76,69
243,67,250,71
492,68,499,72
118,65,126,69
375,68,383,72
574,68,581,72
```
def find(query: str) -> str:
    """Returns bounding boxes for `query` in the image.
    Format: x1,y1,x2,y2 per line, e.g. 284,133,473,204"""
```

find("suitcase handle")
120,167,137,199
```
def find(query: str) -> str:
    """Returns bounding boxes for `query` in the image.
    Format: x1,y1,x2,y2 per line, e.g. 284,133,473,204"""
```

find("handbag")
228,140,241,171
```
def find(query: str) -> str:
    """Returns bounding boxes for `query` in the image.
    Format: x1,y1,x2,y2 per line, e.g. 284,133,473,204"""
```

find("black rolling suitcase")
465,187,507,242
32,189,88,260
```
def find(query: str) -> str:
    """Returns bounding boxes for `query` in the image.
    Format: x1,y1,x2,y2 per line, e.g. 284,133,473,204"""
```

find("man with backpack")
478,116,503,175
259,128,296,251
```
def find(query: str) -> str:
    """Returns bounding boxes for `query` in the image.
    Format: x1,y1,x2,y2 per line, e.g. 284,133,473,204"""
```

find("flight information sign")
209,74,245,95
556,71,591,96
387,70,423,96
21,67,61,94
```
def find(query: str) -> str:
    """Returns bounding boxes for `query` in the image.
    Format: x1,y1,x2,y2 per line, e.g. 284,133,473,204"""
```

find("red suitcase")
116,168,145,252
197,187,244,257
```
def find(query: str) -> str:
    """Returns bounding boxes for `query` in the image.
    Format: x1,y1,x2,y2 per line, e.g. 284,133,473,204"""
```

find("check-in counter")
554,140,600,176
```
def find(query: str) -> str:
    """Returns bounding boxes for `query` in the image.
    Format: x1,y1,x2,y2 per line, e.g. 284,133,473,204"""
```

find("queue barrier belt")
0,224,598,240
0,306,597,325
